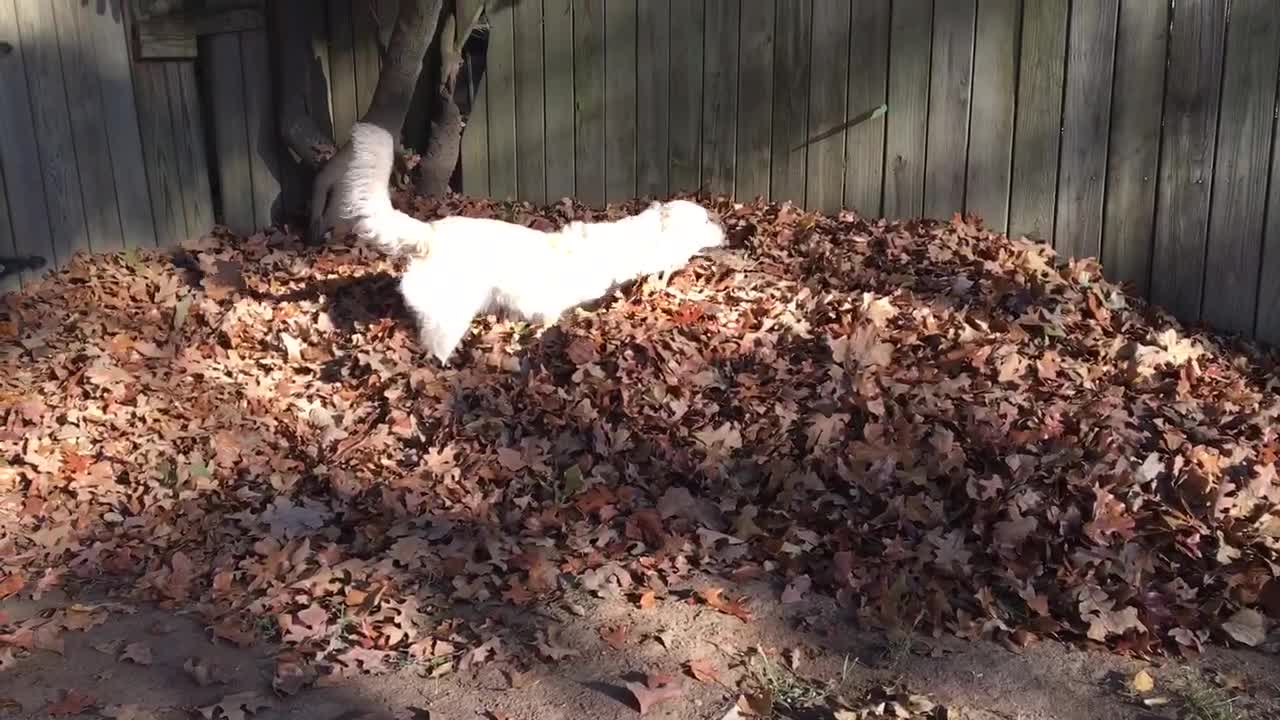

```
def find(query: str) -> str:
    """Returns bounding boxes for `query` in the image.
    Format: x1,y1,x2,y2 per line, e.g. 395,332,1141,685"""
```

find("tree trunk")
415,9,488,196
416,91,464,196
305,0,443,243
362,0,445,135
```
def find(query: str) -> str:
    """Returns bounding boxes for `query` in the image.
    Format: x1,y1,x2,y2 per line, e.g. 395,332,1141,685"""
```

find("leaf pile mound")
2,193,1278,685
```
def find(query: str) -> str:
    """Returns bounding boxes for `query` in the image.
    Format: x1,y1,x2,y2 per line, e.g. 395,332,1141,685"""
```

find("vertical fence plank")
604,0,637,202
965,0,1019,231
736,1,774,202
487,2,518,200
514,0,547,205
1201,0,1280,335
770,0,812,205
1053,2,1118,261
1101,0,1168,297
245,28,283,229
327,0,358,144
85,1,156,249
843,0,889,217
352,0,380,117
133,63,185,246
923,0,976,219
1258,110,1280,343
162,66,192,235
545,0,576,200
178,65,215,234
205,33,256,234
53,1,124,253
702,0,739,196
804,0,850,213
636,0,670,199
884,0,931,218
668,0,703,194
572,0,604,205
16,0,89,263
1151,0,1227,322
1007,0,1066,243
0,147,19,293
0,0,52,282
167,65,216,238
460,58,490,196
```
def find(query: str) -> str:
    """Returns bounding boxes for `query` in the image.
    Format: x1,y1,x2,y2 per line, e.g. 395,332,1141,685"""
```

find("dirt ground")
2,574,1278,720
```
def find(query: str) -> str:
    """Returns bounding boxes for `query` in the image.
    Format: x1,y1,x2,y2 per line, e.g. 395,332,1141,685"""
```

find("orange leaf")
637,590,656,610
0,572,25,600
697,587,753,622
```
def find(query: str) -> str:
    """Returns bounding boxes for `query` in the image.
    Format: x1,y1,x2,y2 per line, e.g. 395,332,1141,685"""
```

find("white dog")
334,122,726,363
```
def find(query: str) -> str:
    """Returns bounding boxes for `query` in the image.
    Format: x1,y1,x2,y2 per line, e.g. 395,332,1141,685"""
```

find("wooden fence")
6,1,1280,346
0,0,212,296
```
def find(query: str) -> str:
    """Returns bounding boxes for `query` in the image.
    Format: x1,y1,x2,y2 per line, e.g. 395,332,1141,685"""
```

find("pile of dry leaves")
1,192,1278,690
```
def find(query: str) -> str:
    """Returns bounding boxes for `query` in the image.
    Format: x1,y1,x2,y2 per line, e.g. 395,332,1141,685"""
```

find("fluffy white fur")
334,122,726,363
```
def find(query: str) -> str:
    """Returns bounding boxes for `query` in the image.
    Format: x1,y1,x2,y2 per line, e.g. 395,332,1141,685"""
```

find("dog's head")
656,200,726,255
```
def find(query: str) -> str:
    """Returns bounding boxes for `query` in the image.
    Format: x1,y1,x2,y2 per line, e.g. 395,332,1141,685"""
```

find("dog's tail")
338,122,435,256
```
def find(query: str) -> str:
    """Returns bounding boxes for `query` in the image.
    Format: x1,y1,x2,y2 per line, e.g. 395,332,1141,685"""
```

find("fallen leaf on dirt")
534,636,579,662
600,625,628,650
505,669,537,689
45,689,96,716
622,672,683,715
272,655,316,696
1221,608,1269,647
184,657,234,687
91,639,125,656
636,590,656,610
685,658,720,683
0,572,25,599
697,587,753,622
1129,669,1155,694
738,690,773,717
718,704,746,720
781,575,811,604
197,691,273,720
119,641,153,666
101,704,161,720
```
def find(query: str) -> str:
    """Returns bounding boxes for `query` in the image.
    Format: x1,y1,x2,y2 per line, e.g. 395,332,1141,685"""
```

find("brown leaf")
119,641,153,666
622,673,683,715
738,690,773,717
197,691,273,720
685,658,720,683
1221,608,1269,647
0,572,25,600
184,657,233,687
101,705,161,720
600,625,628,650
272,655,316,696
45,689,96,716
781,575,811,604
636,590,657,610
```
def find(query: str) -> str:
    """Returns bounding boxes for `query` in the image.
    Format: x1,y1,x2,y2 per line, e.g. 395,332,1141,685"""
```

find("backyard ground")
1,194,1279,719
